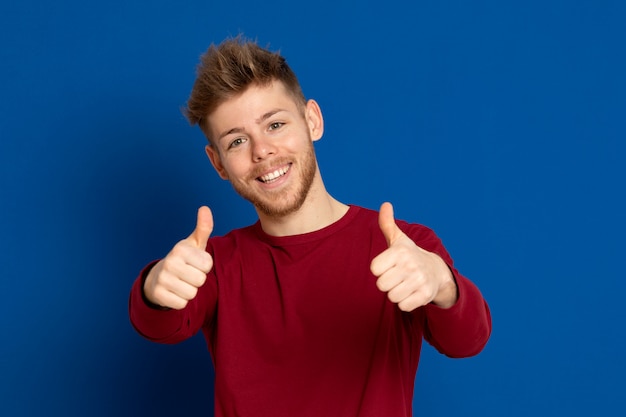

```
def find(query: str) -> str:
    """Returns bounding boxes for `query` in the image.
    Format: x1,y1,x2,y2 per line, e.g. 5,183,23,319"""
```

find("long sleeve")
421,273,492,358
400,222,492,358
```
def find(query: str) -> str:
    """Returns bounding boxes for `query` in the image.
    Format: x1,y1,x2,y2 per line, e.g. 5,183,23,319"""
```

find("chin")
253,196,306,218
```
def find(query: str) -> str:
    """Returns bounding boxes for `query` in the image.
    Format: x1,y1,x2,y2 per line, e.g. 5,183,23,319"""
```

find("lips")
257,164,291,183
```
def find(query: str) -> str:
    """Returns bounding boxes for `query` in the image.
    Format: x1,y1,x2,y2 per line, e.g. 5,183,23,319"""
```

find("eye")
228,137,247,149
268,122,284,131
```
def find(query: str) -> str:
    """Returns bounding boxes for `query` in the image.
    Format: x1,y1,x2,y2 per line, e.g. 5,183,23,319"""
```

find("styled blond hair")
184,35,306,140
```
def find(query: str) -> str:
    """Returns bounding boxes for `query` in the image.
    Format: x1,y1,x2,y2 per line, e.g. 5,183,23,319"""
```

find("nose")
251,135,277,162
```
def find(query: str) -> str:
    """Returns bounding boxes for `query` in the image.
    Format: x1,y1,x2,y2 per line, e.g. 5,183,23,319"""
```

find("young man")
129,36,491,417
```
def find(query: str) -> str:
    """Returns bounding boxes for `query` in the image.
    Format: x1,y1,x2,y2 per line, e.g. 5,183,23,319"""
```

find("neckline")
253,205,360,246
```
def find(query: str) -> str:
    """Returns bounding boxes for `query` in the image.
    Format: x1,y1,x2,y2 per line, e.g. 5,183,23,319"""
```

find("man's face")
205,81,324,218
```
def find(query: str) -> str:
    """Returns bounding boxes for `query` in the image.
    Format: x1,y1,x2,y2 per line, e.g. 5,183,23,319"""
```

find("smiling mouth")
258,164,291,183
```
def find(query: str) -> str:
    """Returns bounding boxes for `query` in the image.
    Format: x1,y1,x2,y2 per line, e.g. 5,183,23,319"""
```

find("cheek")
221,159,249,181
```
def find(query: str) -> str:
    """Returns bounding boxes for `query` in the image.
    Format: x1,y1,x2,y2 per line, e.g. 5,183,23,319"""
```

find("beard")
230,141,318,218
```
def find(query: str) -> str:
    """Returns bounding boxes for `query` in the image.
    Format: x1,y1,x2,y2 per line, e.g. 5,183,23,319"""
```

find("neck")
257,178,349,237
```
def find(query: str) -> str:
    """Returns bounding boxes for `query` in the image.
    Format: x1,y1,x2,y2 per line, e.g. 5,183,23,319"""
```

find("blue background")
1,1,624,415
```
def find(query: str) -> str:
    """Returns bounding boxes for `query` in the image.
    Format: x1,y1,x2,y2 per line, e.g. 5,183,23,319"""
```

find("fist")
370,202,457,311
144,206,215,310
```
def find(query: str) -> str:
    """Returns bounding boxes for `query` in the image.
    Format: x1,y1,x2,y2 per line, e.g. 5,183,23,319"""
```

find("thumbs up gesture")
370,202,458,311
144,206,215,310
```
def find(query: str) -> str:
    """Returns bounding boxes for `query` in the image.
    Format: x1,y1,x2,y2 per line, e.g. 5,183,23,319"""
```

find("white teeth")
260,165,289,183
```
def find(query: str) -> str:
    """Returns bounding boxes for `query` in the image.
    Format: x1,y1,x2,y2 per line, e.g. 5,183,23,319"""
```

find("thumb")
188,206,214,249
378,202,402,246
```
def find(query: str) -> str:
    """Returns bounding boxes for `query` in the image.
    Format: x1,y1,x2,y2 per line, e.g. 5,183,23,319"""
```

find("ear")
305,99,324,142
205,144,229,180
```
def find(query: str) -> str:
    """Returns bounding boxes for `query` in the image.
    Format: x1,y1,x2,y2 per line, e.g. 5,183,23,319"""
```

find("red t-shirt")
129,205,491,417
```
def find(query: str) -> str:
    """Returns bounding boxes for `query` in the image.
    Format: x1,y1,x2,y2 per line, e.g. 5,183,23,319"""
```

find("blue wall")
1,1,624,415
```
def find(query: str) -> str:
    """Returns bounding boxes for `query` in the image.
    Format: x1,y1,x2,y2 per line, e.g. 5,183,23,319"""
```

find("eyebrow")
217,127,245,142
256,109,284,123
216,109,286,143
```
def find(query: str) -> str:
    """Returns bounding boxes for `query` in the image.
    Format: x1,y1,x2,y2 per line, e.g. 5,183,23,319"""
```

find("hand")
144,206,214,310
370,202,458,311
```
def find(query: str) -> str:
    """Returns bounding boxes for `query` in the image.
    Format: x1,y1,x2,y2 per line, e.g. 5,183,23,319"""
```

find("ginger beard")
230,139,318,218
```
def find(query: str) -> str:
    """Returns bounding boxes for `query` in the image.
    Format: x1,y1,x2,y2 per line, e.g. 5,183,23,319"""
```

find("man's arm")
128,206,217,343
371,202,461,311
370,202,491,357
421,273,491,358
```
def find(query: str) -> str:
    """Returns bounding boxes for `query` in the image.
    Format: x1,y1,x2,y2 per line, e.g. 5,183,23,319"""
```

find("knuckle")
388,292,401,304
160,256,178,273
200,254,214,273
152,287,169,304
398,301,413,312
398,297,419,312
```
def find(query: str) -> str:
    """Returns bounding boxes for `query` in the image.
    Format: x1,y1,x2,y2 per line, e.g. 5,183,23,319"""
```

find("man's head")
185,36,325,219
185,36,306,142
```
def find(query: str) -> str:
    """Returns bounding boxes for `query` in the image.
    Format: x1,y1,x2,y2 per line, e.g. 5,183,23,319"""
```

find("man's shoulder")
208,222,260,250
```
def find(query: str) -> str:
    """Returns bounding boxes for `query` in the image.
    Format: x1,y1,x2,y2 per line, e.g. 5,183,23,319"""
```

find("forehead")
208,81,299,128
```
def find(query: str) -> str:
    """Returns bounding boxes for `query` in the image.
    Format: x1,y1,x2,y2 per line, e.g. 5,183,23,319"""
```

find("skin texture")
204,82,321,221
143,81,458,311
